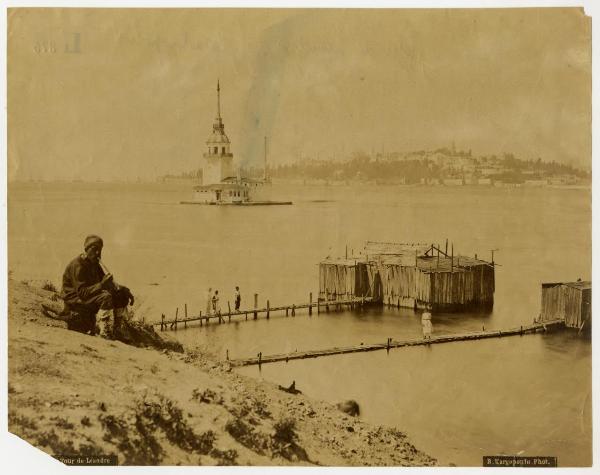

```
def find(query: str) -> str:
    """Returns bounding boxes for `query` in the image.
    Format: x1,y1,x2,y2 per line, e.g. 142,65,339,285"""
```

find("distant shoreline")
7,178,592,190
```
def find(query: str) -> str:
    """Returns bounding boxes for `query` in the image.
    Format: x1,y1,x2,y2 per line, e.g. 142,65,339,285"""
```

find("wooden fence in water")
151,294,373,331
229,319,566,367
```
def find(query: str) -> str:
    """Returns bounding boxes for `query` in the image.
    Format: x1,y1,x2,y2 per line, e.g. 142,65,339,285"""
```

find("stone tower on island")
202,80,235,185
184,81,291,205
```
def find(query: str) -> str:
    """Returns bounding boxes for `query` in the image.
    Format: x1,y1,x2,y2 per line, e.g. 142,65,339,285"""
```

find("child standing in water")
421,311,433,340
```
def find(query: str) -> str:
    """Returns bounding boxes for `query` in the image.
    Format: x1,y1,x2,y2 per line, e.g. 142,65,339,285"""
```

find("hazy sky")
8,8,591,181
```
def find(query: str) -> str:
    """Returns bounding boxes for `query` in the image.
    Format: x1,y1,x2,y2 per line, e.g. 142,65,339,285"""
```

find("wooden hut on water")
319,241,495,311
540,281,591,331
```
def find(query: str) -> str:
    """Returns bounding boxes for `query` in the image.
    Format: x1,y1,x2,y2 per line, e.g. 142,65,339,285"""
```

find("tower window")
222,147,226,154
214,146,218,154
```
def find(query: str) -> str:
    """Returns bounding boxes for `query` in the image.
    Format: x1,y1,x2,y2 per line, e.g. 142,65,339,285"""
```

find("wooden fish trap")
319,241,495,312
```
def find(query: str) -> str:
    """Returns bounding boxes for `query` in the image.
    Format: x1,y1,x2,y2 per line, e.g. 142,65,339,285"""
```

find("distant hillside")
269,149,590,185
160,149,590,186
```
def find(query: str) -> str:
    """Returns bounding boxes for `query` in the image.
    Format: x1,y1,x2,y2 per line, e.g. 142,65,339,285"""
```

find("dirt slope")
7,278,436,466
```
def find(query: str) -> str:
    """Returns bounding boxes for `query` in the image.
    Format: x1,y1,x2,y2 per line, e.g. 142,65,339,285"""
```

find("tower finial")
217,79,221,119
264,136,268,181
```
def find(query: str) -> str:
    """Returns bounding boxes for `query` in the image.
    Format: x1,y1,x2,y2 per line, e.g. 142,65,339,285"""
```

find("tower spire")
217,79,221,119
212,79,225,134
264,136,268,181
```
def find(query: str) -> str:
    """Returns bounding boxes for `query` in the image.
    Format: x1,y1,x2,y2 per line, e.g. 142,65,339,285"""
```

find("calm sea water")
8,182,592,466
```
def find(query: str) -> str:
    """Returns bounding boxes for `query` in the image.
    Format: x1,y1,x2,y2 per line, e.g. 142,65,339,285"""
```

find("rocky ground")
7,278,437,466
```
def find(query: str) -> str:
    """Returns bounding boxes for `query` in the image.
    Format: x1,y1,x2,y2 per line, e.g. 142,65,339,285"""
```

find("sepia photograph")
4,1,595,470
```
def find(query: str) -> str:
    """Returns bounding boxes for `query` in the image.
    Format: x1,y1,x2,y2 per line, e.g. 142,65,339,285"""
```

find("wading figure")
61,235,134,338
234,286,241,311
205,287,212,317
421,311,433,340
212,289,221,317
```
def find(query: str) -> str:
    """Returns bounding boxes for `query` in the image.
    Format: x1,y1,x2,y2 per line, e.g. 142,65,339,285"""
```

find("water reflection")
540,330,592,356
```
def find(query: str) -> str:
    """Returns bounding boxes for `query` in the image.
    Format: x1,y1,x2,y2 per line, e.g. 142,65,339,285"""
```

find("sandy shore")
7,278,436,466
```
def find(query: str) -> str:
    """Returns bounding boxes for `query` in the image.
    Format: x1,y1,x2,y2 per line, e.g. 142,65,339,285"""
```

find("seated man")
61,234,134,338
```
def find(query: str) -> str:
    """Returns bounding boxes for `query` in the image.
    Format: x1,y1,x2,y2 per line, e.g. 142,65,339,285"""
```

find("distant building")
443,177,464,186
548,175,580,186
523,179,547,187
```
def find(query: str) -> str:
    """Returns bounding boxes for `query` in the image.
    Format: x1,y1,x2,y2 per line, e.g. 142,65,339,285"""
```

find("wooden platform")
152,296,373,331
229,319,566,366
180,200,293,206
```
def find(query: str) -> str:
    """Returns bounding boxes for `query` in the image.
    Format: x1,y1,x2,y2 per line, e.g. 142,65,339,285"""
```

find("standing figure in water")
421,311,433,340
205,287,212,317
